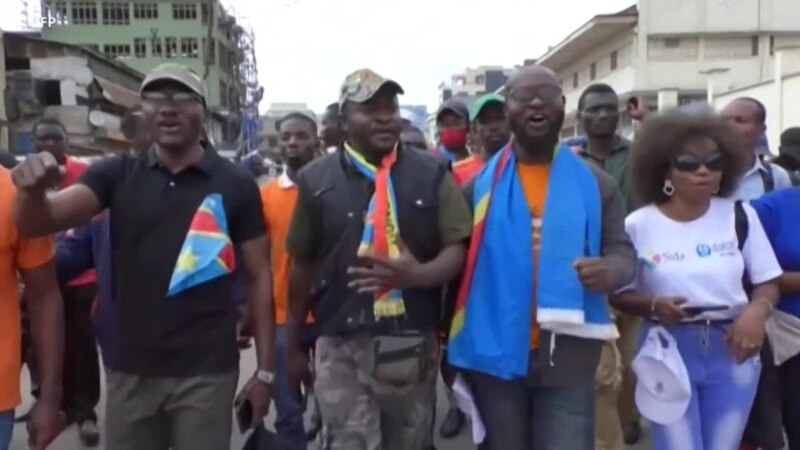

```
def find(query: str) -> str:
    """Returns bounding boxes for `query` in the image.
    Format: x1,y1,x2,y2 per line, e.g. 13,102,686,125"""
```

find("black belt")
646,318,734,326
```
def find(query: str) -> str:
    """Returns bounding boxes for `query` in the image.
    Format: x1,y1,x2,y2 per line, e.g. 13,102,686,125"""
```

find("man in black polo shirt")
11,62,275,450
285,68,472,449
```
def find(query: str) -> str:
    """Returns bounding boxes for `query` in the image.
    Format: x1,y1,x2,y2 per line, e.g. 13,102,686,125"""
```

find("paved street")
11,349,651,449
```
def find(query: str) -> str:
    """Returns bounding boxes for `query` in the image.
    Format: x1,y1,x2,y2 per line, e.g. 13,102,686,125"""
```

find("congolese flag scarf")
438,146,482,169
344,142,405,318
168,193,236,296
447,144,616,380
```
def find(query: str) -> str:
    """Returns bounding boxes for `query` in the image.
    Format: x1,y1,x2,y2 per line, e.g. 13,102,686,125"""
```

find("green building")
41,0,255,144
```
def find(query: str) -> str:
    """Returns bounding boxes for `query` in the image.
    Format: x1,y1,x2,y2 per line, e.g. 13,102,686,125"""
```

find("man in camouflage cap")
285,68,472,449
337,68,404,109
140,62,207,106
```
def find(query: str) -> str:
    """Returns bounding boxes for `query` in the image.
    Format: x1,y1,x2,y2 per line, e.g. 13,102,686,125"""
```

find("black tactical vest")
301,147,447,336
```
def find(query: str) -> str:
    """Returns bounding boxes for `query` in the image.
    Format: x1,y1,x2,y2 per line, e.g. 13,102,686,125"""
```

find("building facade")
4,33,142,155
529,0,800,139
439,65,513,103
39,0,258,145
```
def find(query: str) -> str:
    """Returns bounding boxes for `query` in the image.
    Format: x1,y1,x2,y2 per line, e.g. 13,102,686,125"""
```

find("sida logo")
641,250,662,269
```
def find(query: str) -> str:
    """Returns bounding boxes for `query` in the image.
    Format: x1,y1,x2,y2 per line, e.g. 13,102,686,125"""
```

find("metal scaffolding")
219,2,263,156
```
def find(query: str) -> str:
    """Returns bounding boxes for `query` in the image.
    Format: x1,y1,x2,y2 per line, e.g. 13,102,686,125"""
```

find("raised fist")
11,152,64,191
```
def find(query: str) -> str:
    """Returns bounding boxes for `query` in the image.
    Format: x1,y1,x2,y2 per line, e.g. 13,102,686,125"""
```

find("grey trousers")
105,369,239,450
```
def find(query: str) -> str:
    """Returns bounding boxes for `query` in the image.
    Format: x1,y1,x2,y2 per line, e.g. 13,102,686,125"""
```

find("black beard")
509,122,559,154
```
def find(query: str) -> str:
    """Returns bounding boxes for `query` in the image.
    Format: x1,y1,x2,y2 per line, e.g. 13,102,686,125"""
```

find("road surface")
10,349,651,449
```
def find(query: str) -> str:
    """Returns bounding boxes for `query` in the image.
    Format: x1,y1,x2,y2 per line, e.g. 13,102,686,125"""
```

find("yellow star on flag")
177,248,198,272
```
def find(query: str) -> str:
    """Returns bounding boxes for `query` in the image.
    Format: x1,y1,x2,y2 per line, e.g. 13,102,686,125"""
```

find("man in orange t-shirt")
260,111,319,448
0,166,64,450
32,118,100,446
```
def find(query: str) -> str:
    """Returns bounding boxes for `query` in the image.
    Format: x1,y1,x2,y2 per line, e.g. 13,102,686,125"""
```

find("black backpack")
759,163,776,192
734,200,753,293
790,170,800,187
735,200,748,252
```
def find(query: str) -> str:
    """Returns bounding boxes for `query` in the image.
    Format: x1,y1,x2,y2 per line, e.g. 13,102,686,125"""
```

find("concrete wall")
641,0,800,35
714,72,800,153
636,0,800,92
640,35,800,93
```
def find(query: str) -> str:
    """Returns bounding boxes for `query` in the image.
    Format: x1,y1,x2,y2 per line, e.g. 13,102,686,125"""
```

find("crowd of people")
0,59,799,450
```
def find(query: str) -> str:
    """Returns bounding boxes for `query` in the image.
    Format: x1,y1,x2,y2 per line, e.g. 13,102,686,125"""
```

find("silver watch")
255,370,275,385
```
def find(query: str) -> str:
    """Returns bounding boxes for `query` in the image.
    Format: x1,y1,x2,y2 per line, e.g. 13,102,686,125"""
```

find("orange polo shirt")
0,168,55,410
516,162,550,349
260,173,312,326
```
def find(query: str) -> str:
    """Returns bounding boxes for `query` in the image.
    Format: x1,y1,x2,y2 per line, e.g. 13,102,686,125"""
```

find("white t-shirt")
622,198,782,321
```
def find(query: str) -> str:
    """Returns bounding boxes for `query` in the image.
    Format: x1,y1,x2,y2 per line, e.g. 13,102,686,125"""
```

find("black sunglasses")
507,85,563,104
672,153,726,172
142,91,203,106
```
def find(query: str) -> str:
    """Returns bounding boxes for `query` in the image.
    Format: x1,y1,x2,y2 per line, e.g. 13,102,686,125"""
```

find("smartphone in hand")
235,398,253,434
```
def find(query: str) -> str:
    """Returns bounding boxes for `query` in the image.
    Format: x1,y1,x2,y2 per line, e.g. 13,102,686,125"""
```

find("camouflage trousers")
314,330,439,450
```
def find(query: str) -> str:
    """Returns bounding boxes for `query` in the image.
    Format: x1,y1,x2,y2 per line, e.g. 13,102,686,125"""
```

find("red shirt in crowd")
60,157,97,287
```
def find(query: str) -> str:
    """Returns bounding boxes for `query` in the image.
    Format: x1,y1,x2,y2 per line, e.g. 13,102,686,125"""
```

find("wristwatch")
255,369,275,385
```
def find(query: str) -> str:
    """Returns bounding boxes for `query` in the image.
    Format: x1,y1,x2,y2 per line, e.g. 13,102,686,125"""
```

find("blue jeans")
274,325,307,449
469,352,594,450
0,410,13,450
643,322,761,450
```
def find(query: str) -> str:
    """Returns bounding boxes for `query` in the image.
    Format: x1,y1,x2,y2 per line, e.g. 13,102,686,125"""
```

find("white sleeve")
615,214,640,293
772,164,794,190
742,203,783,284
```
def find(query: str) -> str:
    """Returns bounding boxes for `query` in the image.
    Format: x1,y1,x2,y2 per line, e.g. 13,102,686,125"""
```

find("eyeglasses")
142,91,203,106
507,85,563,104
672,153,726,172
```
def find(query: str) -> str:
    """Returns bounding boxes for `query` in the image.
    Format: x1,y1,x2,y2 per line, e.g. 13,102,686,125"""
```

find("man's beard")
510,123,561,153
511,110,565,147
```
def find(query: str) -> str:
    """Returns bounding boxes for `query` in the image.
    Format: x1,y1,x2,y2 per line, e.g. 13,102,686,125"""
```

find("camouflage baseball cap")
140,63,207,106
338,68,404,109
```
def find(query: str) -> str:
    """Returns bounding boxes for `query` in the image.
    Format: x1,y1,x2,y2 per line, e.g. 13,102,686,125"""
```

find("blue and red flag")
167,193,236,296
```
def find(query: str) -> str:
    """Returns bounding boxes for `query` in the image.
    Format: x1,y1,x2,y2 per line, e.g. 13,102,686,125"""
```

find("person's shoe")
623,421,642,445
78,420,100,448
438,407,465,439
